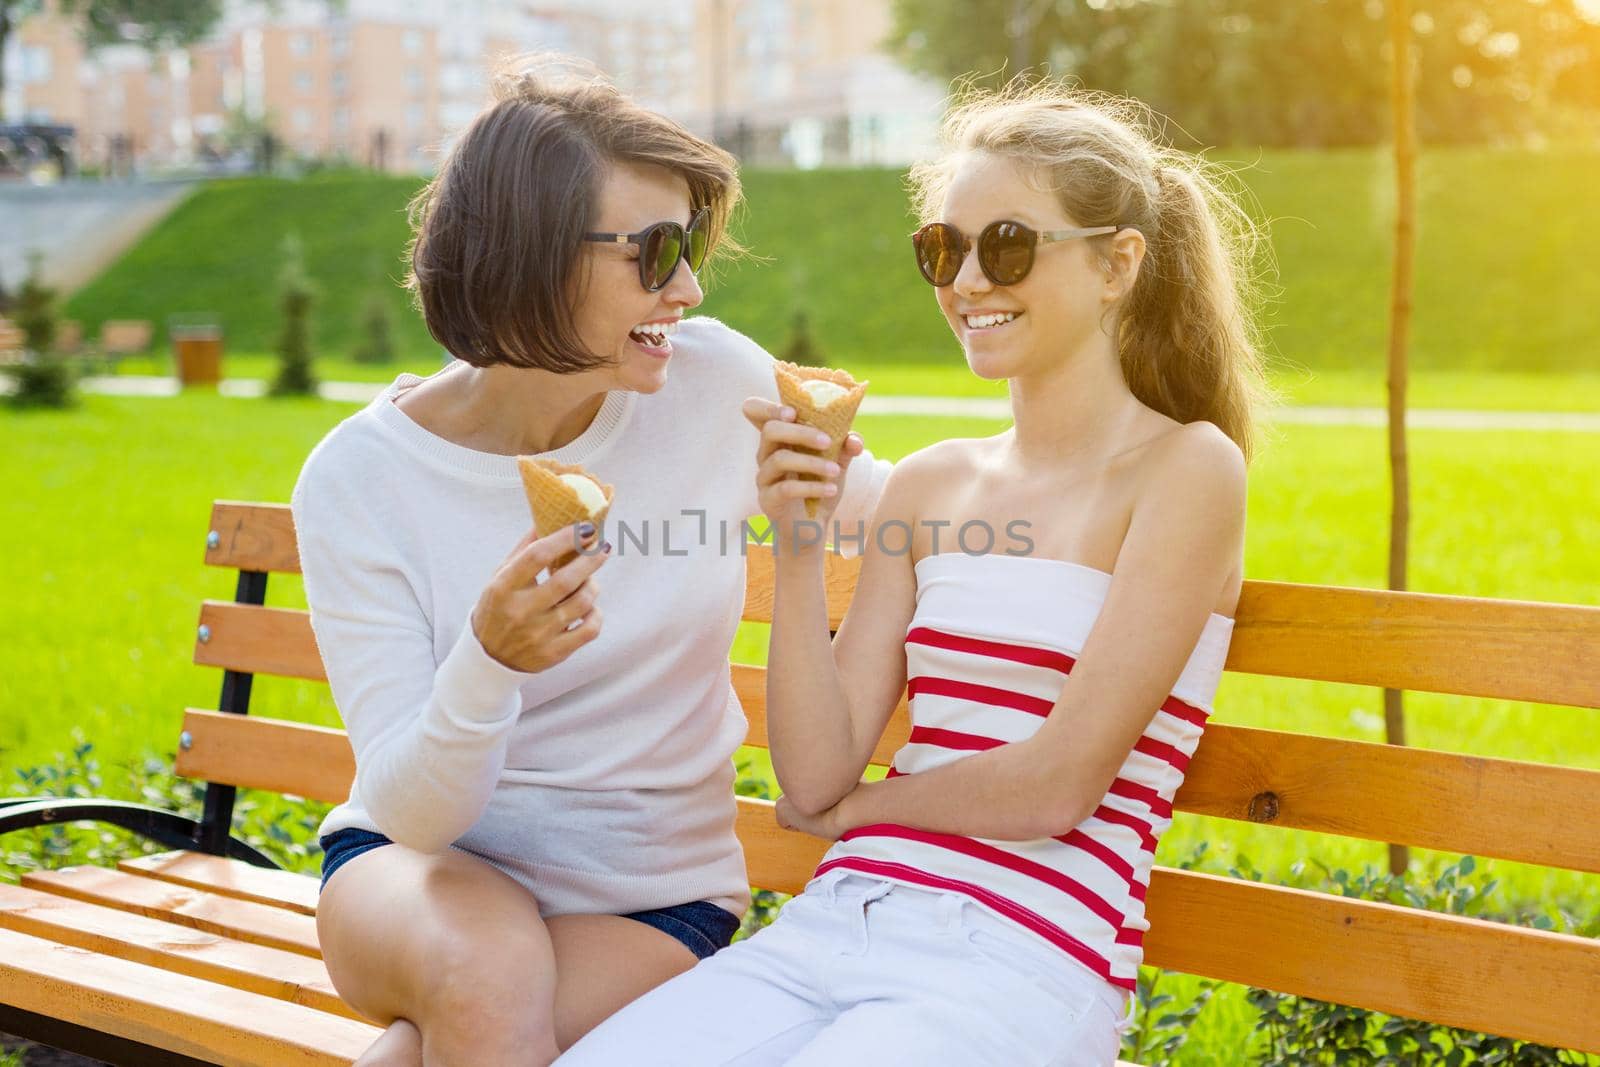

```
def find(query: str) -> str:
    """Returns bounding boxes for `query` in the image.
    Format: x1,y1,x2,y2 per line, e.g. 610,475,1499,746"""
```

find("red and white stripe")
815,553,1233,992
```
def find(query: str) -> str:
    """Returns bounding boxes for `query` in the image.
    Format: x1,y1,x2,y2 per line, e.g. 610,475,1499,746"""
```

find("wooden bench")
0,317,24,365
81,318,155,373
54,319,84,356
99,319,154,358
2,500,1598,1065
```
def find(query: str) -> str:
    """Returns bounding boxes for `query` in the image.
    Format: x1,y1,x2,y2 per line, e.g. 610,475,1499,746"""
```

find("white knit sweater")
291,317,890,917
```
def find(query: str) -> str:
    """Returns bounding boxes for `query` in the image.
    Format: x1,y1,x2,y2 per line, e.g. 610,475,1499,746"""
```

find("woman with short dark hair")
292,59,889,1066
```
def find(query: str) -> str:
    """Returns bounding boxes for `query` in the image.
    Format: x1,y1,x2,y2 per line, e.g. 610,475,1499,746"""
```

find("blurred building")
1,0,943,175
683,0,943,167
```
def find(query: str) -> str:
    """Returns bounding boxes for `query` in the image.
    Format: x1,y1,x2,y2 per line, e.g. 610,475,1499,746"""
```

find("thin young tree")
1383,0,1418,877
270,234,318,398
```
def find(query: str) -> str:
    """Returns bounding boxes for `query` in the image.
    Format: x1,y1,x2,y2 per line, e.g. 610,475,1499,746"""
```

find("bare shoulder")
1140,419,1247,509
869,435,988,527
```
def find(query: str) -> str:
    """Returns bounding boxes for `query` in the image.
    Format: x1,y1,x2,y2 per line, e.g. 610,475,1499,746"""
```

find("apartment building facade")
2,0,943,174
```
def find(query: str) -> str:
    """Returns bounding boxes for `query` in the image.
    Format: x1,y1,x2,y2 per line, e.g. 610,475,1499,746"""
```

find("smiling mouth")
628,319,679,352
963,311,1022,332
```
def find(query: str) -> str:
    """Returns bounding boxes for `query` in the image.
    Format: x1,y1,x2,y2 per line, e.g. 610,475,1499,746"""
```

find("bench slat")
120,850,321,916
189,583,1600,713
206,502,301,574
177,709,351,806
195,601,326,680
734,797,1600,1054
0,883,355,1019
740,668,1600,873
1173,720,1600,871
1229,580,1600,708
22,867,320,958
1142,866,1600,1054
177,700,1600,876
0,925,377,1066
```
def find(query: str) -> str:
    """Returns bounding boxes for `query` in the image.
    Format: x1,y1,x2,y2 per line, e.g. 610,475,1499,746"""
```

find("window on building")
333,108,350,133
290,33,312,58
294,109,313,131
22,45,52,84
406,66,424,95
403,30,423,55
443,102,477,129
406,103,425,130
296,70,314,94
332,71,348,97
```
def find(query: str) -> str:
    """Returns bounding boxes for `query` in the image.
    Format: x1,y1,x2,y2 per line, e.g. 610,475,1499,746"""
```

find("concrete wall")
0,179,193,295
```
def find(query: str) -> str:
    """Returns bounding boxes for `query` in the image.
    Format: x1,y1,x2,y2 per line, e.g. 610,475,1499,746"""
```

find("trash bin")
171,319,223,388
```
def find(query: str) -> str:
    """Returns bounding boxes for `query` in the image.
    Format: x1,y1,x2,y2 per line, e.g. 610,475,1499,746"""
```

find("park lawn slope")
64,148,1600,373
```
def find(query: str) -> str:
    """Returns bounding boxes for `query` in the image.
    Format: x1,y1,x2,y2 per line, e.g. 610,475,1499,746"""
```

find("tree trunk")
1384,0,1418,877
0,5,14,124
1009,0,1030,73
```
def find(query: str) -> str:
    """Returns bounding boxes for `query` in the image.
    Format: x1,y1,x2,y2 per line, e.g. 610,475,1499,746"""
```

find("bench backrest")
181,502,1600,1053
99,320,153,355
54,320,83,354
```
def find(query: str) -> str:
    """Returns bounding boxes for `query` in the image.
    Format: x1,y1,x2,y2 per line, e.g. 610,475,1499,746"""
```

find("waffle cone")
516,457,614,569
773,361,868,518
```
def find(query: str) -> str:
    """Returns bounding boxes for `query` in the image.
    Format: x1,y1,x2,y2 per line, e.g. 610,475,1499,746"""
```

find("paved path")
0,181,194,292
30,375,1600,432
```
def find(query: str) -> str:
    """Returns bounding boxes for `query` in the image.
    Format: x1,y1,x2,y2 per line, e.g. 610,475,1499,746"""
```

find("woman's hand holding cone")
471,523,611,672
744,396,862,543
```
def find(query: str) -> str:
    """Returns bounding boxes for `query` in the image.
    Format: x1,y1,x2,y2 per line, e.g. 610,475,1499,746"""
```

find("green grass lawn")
3,393,1597,1062
64,148,1600,376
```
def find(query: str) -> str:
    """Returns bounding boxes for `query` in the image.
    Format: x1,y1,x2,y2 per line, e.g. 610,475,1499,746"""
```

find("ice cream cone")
773,361,868,518
516,457,614,569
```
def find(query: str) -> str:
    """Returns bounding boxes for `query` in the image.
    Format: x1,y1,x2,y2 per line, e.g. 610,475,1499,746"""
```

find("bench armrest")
0,798,282,869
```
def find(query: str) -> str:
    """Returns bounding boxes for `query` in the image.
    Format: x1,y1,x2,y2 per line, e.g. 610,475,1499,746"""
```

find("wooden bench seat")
2,500,1597,1065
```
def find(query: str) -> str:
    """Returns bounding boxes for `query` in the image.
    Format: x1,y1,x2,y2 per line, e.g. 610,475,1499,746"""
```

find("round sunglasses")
584,207,711,292
911,220,1123,288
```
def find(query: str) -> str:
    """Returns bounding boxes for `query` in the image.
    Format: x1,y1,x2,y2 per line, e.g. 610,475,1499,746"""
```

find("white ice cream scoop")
799,379,851,409
558,473,608,516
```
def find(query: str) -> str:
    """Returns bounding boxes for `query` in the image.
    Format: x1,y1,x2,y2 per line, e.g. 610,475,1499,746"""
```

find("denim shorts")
318,827,740,961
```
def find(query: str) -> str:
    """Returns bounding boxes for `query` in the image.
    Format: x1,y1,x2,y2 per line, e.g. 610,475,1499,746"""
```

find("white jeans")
557,871,1134,1067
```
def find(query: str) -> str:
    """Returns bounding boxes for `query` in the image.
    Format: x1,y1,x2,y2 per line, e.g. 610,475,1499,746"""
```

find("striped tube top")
814,551,1235,992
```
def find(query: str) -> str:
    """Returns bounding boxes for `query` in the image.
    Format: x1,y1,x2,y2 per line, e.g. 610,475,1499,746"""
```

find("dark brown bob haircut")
406,56,742,372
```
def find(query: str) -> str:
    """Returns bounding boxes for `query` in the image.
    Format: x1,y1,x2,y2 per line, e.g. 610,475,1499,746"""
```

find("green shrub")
270,235,318,398
3,253,79,410
1123,967,1216,1066
4,733,329,881
351,291,396,365
5,357,79,410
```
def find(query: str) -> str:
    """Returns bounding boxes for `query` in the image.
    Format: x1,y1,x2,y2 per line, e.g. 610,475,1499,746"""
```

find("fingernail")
824,483,838,495
814,433,829,448
601,541,613,554
578,522,596,538
825,462,840,476
781,406,796,420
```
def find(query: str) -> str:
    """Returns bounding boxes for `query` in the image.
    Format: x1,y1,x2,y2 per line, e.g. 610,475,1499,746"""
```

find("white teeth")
964,312,1018,329
630,319,678,346
629,319,680,347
